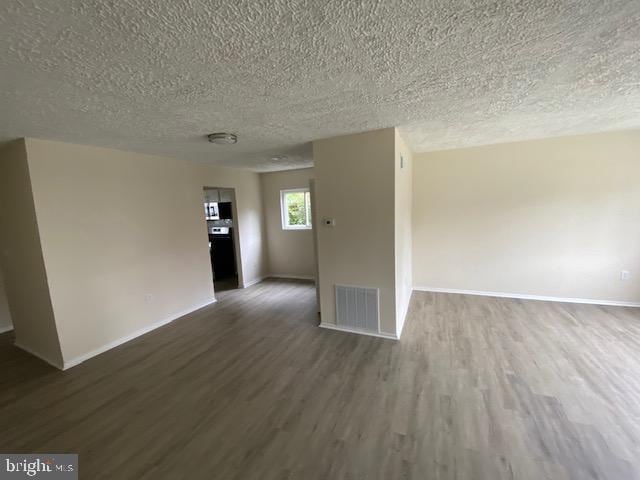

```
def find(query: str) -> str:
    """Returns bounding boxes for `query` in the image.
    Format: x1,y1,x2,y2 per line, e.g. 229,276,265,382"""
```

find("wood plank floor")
1,279,640,479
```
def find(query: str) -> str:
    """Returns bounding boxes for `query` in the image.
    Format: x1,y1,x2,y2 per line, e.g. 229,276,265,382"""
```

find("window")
281,188,312,230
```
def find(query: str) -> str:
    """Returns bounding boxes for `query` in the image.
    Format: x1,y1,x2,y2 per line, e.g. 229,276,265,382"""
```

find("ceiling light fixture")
207,132,237,145
270,155,288,162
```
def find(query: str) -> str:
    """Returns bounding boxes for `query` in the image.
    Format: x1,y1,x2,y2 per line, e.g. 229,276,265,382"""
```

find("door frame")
202,186,244,289
309,179,321,315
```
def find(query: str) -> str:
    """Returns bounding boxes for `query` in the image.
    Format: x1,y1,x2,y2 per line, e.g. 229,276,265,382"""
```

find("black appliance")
209,227,236,280
218,202,233,220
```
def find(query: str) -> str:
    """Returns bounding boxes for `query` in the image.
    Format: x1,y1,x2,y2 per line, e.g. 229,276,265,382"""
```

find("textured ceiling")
1,1,639,171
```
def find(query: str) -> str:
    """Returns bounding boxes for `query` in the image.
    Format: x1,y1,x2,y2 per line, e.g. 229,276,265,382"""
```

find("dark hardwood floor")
1,279,640,479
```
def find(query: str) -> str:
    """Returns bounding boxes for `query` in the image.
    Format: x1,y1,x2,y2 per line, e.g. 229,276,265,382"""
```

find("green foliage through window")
281,189,312,229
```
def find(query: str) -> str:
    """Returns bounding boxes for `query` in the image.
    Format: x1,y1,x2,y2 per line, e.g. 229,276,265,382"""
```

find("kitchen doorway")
203,187,243,292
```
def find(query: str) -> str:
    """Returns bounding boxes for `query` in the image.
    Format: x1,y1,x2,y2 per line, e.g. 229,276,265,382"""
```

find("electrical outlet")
620,270,631,281
144,293,154,303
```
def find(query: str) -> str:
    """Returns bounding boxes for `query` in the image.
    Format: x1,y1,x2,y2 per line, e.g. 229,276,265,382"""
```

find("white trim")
268,274,315,281
412,286,640,307
319,322,398,340
63,299,217,370
282,225,312,231
241,276,266,288
0,325,14,334
280,188,312,230
14,341,63,369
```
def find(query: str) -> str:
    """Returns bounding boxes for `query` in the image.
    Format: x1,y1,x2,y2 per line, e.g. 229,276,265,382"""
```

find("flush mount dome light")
207,132,237,145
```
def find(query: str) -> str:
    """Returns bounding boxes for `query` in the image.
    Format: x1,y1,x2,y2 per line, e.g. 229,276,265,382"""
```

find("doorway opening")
203,187,242,292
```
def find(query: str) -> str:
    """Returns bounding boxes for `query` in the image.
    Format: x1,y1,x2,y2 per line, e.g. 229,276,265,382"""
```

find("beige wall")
413,130,640,303
260,168,316,279
314,129,398,335
394,132,413,334
0,140,64,366
17,138,266,366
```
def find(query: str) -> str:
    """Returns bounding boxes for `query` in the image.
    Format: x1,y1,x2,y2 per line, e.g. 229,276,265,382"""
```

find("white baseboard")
268,274,316,281
319,322,398,340
63,299,217,370
14,341,63,369
241,276,266,288
413,286,640,308
0,325,14,334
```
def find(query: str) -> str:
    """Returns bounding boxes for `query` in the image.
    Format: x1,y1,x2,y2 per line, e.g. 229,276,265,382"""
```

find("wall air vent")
335,285,379,333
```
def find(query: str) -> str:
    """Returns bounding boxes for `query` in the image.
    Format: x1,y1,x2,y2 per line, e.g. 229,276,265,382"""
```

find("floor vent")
335,285,379,333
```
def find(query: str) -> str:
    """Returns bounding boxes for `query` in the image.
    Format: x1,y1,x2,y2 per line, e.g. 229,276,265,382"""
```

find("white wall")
0,139,63,366
412,130,640,304
260,168,316,279
394,132,412,335
313,129,398,335
10,138,267,366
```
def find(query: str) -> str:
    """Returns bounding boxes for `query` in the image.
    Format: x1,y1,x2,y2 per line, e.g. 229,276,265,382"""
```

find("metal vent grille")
335,285,379,333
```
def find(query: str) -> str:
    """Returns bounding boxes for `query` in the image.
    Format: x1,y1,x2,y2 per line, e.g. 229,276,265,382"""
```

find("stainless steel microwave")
204,201,219,220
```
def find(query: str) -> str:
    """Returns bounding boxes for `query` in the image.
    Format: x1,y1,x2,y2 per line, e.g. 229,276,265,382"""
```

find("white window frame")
280,188,312,230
